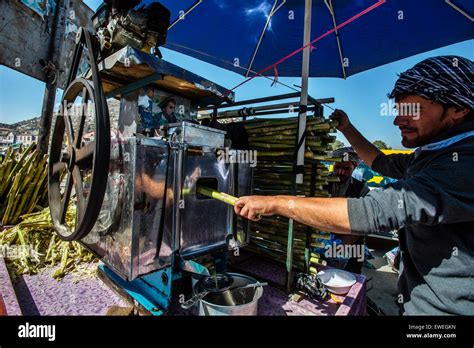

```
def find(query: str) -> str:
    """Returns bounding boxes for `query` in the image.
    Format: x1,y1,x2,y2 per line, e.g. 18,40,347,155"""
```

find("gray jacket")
347,120,474,315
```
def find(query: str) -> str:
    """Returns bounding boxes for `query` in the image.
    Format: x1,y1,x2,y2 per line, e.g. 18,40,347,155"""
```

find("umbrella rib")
165,41,300,93
444,0,474,21
168,0,203,30
325,0,347,79
245,0,286,78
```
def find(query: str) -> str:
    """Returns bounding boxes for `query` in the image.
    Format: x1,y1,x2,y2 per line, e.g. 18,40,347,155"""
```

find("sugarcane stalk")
52,244,69,279
11,156,44,222
244,116,325,129
17,151,39,194
26,167,48,214
245,118,326,134
248,142,294,149
0,159,15,198
196,186,238,206
2,174,21,225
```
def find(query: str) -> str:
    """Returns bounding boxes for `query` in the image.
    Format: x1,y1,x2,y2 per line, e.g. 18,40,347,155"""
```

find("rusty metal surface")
0,0,94,89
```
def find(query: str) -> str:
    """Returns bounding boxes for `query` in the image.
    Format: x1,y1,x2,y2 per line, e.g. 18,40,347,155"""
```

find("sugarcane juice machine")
88,122,241,315
47,8,248,313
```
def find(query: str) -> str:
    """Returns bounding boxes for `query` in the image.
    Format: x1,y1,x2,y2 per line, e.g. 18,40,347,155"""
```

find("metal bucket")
194,273,263,316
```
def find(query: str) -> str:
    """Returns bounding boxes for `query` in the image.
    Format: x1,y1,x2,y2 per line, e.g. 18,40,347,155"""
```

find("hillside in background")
1,99,120,134
0,117,41,134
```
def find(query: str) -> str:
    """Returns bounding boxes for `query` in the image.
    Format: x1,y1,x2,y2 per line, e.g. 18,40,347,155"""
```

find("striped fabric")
389,56,473,109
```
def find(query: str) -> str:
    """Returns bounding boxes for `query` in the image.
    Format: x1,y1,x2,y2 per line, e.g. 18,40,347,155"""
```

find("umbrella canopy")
150,0,473,79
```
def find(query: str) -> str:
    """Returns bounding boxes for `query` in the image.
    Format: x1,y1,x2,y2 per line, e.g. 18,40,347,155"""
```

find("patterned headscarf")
389,56,473,109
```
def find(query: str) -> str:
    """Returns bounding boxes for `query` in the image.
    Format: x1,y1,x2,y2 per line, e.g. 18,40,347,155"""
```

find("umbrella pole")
286,0,312,292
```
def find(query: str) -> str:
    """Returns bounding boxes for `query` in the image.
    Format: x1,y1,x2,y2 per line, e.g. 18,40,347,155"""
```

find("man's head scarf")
389,56,473,110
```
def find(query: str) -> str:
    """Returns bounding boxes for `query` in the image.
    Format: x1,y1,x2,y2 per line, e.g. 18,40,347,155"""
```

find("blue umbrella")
150,0,473,79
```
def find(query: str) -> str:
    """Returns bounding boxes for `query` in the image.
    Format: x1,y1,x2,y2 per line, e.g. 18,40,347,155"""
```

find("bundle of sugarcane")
0,205,96,280
240,116,340,271
0,144,49,226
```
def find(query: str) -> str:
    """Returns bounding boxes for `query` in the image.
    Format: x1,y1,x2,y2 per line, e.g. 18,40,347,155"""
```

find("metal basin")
194,273,263,316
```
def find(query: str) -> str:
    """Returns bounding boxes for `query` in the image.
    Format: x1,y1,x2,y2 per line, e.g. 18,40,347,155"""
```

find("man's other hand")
330,109,351,133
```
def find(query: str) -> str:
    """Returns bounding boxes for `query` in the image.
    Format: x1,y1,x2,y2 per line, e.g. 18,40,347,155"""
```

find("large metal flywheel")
48,29,110,241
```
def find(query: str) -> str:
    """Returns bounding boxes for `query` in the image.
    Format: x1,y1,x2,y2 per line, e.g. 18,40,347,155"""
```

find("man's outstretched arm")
234,196,352,234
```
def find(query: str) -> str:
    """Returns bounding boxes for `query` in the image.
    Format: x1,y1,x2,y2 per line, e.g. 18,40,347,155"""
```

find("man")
327,147,370,199
138,86,160,135
157,96,177,125
234,56,474,315
325,147,369,274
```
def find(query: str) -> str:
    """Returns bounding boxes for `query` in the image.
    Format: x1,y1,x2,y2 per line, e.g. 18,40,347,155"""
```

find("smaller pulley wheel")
48,77,110,241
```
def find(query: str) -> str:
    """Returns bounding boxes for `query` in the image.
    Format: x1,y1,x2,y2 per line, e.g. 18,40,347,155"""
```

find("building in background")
15,132,38,147
0,128,15,150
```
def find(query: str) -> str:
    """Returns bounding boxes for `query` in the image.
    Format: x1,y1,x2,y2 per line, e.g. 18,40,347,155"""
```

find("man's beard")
402,109,451,147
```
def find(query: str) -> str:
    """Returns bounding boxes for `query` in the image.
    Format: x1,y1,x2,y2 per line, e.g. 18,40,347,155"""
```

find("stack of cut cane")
240,116,341,273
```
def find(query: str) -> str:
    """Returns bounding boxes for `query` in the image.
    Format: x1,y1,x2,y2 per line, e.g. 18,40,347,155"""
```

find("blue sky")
0,0,472,149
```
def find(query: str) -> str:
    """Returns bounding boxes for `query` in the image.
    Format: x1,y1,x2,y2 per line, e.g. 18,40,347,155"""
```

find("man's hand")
234,196,276,221
330,109,352,133
329,108,383,167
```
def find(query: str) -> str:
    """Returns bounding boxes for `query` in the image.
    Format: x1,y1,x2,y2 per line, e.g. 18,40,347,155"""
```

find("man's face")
333,161,355,182
393,95,458,148
164,101,176,117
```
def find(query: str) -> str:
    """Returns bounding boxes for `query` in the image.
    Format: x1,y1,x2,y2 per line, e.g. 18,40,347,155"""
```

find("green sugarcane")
246,244,305,270
17,152,39,194
11,183,36,224
251,231,307,243
2,174,22,225
265,222,323,238
248,142,295,149
251,223,308,237
196,186,238,206
245,118,326,134
250,233,307,250
251,230,306,244
245,116,325,128
45,235,56,262
3,151,35,202
248,134,296,142
6,144,35,184
0,159,15,198
4,146,13,163
52,244,70,279
11,156,45,222
252,225,325,244
26,166,48,214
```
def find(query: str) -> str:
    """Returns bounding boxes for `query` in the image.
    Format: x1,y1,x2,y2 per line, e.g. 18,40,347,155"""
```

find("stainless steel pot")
193,273,264,316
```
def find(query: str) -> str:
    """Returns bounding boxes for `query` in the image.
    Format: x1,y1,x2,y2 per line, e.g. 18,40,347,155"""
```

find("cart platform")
1,255,366,316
